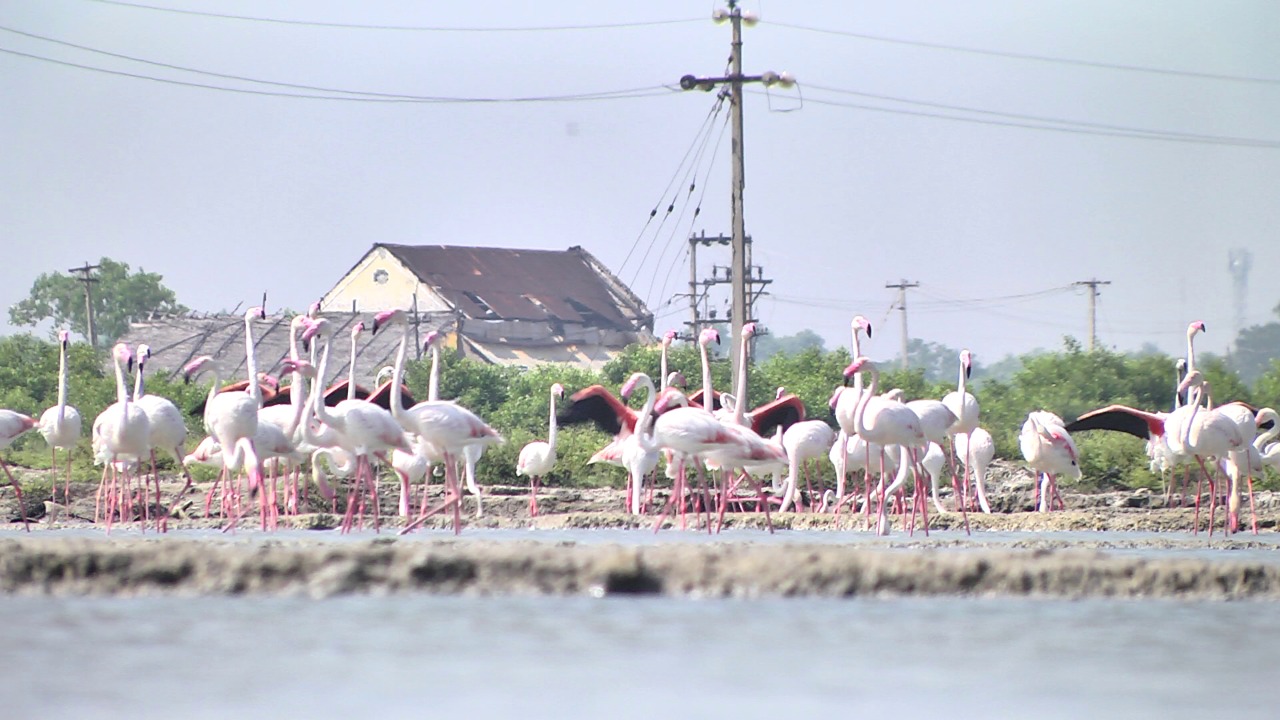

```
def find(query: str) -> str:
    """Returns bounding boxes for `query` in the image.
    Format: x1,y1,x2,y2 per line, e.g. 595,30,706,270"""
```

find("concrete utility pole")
1073,278,1111,351
885,279,919,370
679,1,792,380
68,261,100,347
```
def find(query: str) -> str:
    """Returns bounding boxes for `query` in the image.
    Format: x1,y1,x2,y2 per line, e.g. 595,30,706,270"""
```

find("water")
14,526,1280,563
1,593,1275,719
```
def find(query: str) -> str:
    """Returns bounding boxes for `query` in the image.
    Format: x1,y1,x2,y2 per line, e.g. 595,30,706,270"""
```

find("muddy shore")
2,461,1278,600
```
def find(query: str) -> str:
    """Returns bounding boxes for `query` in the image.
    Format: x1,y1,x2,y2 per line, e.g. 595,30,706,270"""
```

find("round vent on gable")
373,269,389,284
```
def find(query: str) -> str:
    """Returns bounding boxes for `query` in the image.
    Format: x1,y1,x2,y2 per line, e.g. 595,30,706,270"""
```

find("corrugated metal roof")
379,244,648,331
116,312,452,388
461,336,623,371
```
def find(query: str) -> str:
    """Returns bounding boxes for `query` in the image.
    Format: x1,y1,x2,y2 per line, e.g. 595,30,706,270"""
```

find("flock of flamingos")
0,308,1275,538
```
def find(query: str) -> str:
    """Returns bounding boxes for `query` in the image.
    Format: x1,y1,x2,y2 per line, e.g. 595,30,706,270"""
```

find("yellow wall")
319,246,453,313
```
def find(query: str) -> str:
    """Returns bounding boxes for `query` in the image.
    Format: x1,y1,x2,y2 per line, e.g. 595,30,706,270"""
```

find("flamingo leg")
1,459,31,532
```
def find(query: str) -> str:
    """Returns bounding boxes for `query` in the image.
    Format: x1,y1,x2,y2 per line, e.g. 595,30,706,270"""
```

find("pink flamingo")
515,383,565,517
0,409,36,530
832,315,873,502
845,356,929,535
302,318,411,533
38,330,81,504
372,309,503,535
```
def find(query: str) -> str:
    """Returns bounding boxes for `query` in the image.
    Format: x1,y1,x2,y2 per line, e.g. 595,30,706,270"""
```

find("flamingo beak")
865,324,873,339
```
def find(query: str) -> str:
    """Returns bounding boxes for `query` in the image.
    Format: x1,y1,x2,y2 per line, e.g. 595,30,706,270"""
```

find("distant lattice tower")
1228,248,1252,340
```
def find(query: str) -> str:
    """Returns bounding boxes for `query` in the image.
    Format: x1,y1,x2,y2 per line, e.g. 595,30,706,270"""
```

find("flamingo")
93,343,151,530
779,420,836,512
38,330,81,504
371,309,503,535
1178,371,1248,534
832,315,873,501
0,409,36,530
658,329,677,390
516,383,565,517
133,344,194,527
1019,411,1080,513
953,427,996,513
686,328,723,411
302,318,411,533
184,355,265,529
942,349,980,507
614,372,675,516
845,356,930,534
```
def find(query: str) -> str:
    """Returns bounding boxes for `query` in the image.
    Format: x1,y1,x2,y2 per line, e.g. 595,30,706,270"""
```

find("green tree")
9,257,187,347
754,329,825,363
1232,301,1280,385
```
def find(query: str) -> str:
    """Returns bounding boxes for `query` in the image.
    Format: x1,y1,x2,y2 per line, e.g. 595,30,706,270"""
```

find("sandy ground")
1,461,1277,599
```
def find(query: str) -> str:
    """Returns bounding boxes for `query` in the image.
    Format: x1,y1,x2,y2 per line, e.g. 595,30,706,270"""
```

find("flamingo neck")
428,345,440,402
390,319,410,422
956,359,967,397
133,359,146,401
850,328,865,396
659,345,669,391
244,313,261,406
547,388,559,451
1254,413,1280,450
56,342,69,419
1186,328,1199,374
633,375,659,451
347,330,360,402
852,363,880,438
732,332,750,425
311,336,342,431
699,340,713,409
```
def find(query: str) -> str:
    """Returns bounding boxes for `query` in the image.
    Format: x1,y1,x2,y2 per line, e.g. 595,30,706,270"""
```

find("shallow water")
12,525,1280,563
1,593,1275,719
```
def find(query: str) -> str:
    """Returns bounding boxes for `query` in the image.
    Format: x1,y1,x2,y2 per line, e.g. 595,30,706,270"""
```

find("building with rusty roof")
319,244,653,370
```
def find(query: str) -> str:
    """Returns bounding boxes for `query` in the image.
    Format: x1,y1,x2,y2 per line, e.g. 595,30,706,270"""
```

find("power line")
802,82,1280,148
0,44,679,103
764,19,1280,86
789,89,1280,149
86,0,703,32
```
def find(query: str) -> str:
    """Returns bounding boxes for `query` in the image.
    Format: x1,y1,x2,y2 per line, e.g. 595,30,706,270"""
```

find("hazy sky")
3,0,1278,366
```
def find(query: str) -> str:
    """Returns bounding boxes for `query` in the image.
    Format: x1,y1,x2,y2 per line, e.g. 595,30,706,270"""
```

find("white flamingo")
93,343,151,530
779,420,836,512
516,383,565,517
1019,411,1080,513
132,344,194,526
0,409,36,530
953,427,996,513
38,329,82,504
303,318,411,533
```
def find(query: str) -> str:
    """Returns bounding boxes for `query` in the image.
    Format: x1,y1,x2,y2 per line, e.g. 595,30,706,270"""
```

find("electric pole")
679,1,792,381
68,261,100,347
1073,278,1111,351
885,279,919,369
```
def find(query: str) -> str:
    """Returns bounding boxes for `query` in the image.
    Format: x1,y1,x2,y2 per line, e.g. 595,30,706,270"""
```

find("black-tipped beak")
866,325,873,339
371,320,382,335
127,358,135,374
965,365,972,380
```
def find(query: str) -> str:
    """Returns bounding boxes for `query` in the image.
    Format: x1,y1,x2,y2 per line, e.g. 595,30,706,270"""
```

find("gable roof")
378,244,650,331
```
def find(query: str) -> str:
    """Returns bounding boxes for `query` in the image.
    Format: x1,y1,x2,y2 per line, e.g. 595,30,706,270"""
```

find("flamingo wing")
1065,405,1164,439
748,394,806,438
